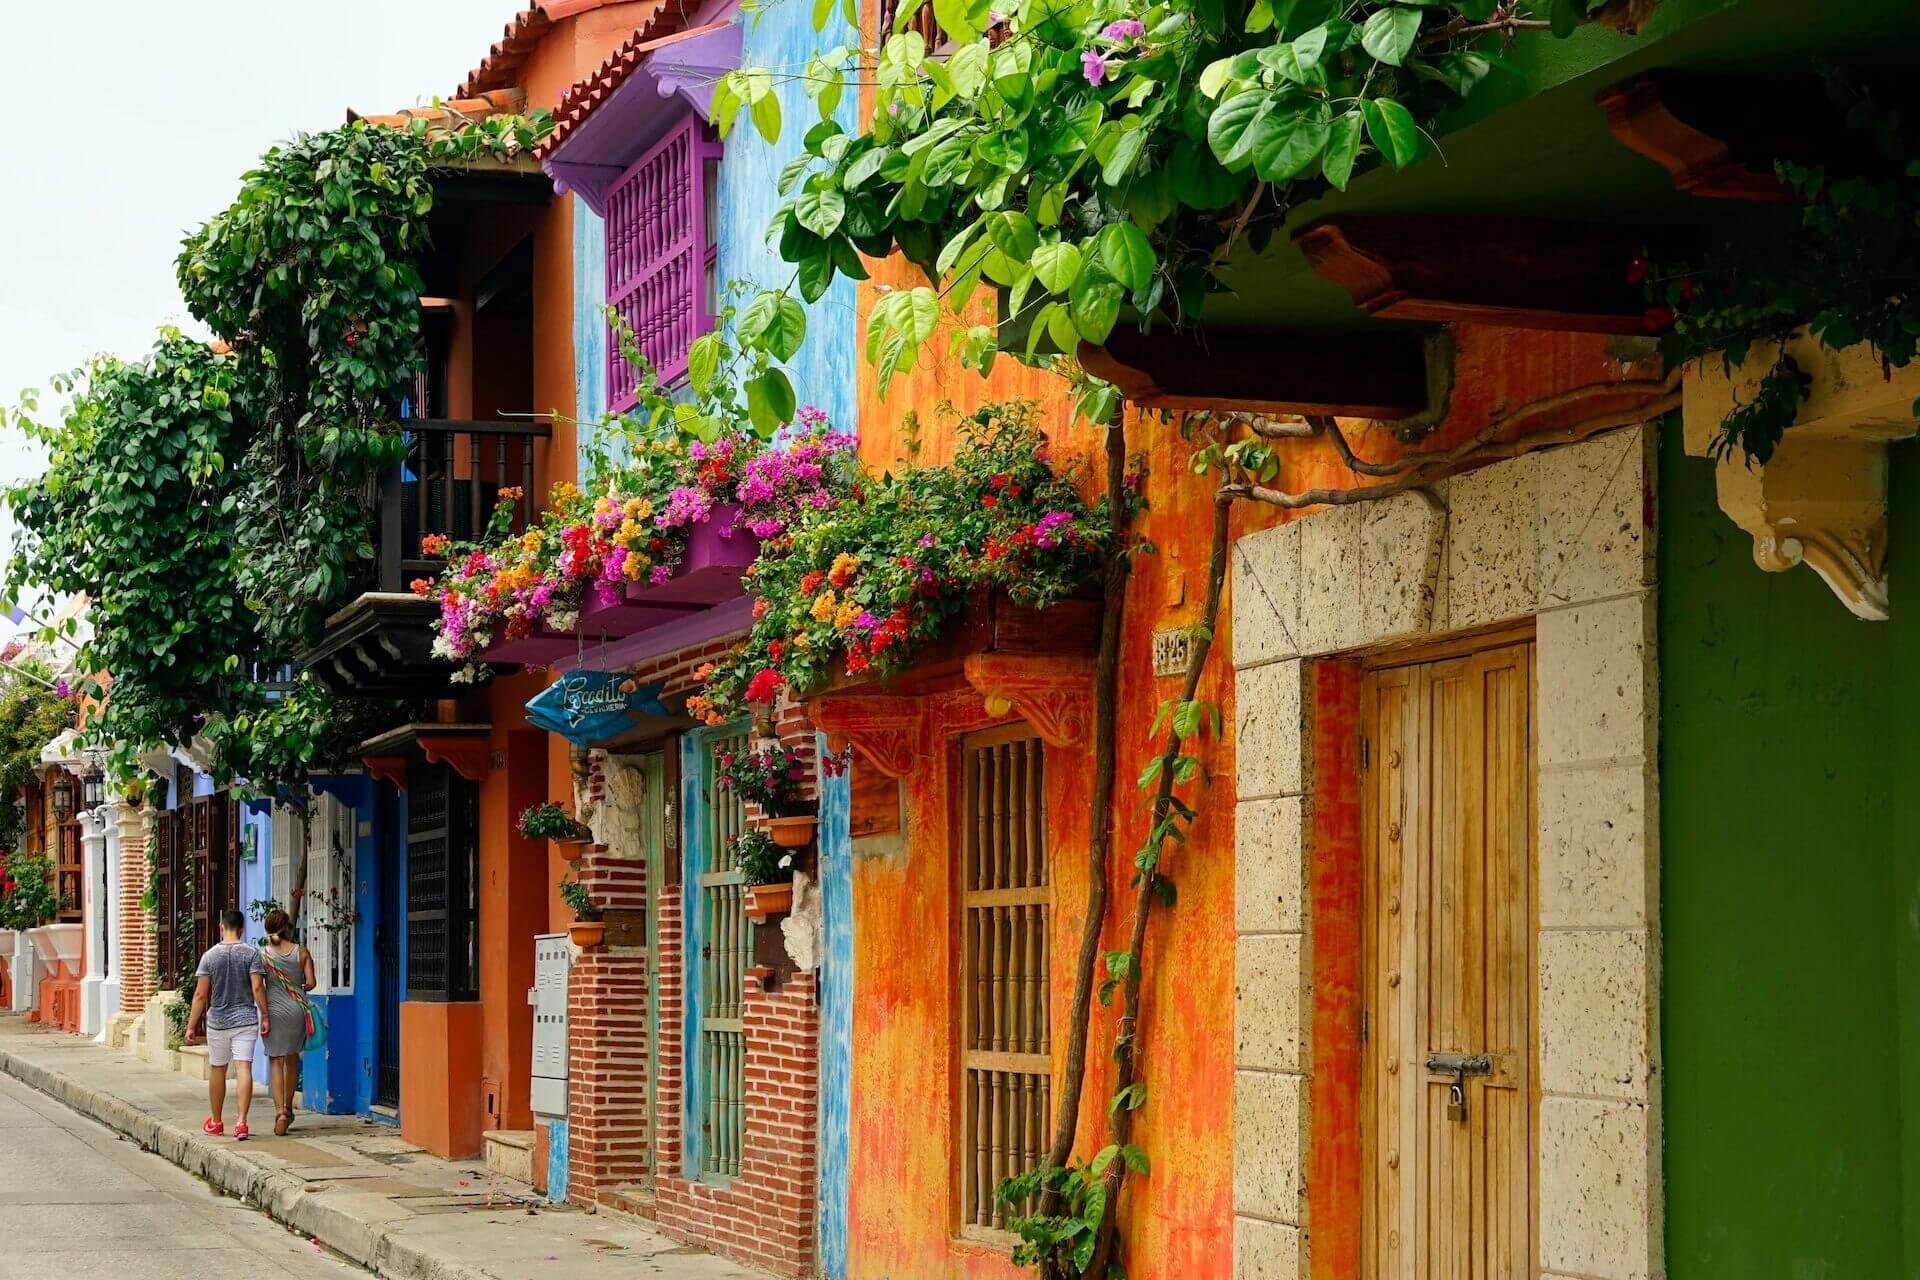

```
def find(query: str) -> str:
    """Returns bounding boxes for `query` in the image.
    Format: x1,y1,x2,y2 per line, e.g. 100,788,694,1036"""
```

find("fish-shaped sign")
526,672,670,745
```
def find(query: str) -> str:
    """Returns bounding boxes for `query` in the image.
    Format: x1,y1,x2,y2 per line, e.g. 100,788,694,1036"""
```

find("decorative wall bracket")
805,696,925,779
1683,331,1920,620
962,654,1095,749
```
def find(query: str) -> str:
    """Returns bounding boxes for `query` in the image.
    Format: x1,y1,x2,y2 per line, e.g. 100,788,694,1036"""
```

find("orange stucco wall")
401,998,486,1157
843,250,1244,1277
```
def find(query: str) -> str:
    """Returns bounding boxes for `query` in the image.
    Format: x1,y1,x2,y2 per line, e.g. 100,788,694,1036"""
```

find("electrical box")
529,933,569,1118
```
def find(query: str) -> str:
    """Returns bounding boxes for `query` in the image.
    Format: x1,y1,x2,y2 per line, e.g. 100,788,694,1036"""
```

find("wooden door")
1362,640,1534,1280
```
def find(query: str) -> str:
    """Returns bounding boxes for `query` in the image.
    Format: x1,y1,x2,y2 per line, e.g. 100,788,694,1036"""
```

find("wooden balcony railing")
372,419,550,594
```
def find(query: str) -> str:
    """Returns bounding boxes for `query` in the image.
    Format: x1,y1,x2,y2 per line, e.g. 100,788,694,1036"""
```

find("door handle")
1425,1054,1492,1124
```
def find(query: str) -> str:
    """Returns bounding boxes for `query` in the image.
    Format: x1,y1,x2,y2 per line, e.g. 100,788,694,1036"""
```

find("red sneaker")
233,1122,250,1141
203,1117,224,1135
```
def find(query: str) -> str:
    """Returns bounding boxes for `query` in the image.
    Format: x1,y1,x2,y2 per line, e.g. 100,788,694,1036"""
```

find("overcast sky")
0,1,519,614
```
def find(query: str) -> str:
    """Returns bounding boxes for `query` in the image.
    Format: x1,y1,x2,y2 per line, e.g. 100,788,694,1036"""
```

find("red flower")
1625,255,1649,285
799,570,826,595
1643,305,1676,330
768,640,784,662
745,668,784,704
1679,275,1695,303
981,495,998,509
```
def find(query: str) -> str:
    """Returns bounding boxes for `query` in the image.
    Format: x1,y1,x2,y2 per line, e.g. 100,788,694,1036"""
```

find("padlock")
1446,1080,1466,1123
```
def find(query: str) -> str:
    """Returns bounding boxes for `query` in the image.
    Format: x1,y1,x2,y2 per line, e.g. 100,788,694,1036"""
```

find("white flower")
548,609,579,631
449,665,477,685
778,853,793,869
430,634,458,662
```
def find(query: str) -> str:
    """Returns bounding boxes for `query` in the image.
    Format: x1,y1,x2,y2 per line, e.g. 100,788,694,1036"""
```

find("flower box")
766,815,817,849
817,590,1102,699
568,921,607,950
477,505,761,665
744,882,794,922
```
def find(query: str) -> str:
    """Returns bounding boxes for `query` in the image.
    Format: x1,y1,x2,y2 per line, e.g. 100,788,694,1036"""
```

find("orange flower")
409,577,433,596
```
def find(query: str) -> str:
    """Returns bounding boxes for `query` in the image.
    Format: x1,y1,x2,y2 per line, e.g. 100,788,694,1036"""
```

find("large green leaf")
1206,90,1269,170
794,187,846,237
1321,111,1362,190
1032,241,1085,294
1069,272,1124,344
745,368,797,433
1096,221,1155,294
1359,6,1422,66
1362,96,1422,168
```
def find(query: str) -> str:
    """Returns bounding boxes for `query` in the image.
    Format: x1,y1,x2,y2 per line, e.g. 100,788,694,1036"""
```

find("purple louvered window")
604,114,721,409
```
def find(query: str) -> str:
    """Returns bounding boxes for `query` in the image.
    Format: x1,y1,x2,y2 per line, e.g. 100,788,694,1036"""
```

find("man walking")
184,909,271,1139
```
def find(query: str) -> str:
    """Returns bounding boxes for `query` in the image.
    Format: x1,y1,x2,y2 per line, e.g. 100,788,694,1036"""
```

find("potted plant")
7,851,65,958
520,802,594,859
717,740,816,848
735,830,796,922
559,876,605,949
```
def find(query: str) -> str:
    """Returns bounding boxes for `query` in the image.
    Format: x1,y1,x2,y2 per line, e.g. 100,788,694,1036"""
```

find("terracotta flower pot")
767,815,816,849
568,921,607,950
554,837,589,862
745,881,794,923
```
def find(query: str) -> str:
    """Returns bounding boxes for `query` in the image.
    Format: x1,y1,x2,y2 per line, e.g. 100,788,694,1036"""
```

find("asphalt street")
0,1070,368,1280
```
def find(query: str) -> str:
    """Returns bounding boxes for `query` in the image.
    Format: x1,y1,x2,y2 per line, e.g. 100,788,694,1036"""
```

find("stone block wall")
1229,425,1662,1280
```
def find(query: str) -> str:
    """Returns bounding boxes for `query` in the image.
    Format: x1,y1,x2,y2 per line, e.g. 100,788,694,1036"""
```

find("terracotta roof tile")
456,0,656,99
534,13,710,159
350,88,528,131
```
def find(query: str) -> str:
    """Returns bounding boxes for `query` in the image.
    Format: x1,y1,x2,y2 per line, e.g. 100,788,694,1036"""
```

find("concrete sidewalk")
0,1015,767,1280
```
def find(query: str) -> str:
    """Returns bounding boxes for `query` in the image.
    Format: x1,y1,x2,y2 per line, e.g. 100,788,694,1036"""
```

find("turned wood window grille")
54,816,82,924
406,761,479,1002
959,725,1052,1234
698,730,750,1179
307,797,354,994
604,114,721,408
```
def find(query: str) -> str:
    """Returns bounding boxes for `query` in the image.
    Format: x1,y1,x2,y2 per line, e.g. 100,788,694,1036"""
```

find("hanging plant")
691,402,1122,724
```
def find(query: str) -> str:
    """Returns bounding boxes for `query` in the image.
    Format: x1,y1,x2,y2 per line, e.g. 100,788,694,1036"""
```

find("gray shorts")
206,1023,258,1068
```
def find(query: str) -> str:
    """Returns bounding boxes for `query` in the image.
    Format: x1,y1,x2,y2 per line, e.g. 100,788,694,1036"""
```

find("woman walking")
259,909,315,1136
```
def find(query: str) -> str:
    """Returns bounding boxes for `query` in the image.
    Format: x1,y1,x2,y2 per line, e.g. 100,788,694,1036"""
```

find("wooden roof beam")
1295,215,1660,335
1078,326,1430,418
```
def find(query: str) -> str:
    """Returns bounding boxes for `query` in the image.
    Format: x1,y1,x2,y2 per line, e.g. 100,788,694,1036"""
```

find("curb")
0,1046,496,1280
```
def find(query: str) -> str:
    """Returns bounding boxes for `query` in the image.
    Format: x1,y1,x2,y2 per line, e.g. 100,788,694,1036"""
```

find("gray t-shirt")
194,941,265,1031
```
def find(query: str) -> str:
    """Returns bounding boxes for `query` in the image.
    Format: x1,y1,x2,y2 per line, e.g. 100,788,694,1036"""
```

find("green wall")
1660,423,1918,1276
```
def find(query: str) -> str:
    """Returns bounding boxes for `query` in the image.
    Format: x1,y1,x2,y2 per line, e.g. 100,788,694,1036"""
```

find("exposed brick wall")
561,634,825,1277
117,821,153,1014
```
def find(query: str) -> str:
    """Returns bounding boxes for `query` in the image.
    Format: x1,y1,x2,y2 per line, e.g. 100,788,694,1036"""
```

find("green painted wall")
1660,423,1917,1276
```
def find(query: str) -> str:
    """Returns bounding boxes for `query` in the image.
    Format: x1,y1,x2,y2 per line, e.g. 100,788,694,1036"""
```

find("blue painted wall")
815,746,852,1279
545,1115,570,1201
573,199,609,479
713,3,861,438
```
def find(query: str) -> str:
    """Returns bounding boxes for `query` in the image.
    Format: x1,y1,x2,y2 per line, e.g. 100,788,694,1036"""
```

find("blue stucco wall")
713,4,860,438
815,748,852,1279
545,1115,570,1201
573,199,609,479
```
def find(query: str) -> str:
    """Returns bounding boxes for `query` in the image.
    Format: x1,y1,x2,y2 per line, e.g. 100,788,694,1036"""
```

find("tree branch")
1084,486,1231,1280
1041,412,1130,1235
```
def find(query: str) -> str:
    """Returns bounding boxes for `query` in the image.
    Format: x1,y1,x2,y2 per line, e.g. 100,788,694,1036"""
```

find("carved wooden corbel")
962,654,1095,748
1683,332,1920,620
805,695,925,778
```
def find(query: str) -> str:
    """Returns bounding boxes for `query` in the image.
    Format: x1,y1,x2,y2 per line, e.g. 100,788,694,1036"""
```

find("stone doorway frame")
1229,425,1662,1280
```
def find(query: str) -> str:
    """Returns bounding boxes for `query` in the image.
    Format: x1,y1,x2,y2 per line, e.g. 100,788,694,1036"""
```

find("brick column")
117,809,153,1014
567,849,653,1201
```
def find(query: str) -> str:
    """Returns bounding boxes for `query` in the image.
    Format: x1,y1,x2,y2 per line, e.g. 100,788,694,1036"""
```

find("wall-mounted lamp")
81,771,104,810
51,776,76,821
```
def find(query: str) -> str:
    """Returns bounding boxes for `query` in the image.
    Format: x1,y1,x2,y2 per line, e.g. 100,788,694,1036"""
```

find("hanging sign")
526,672,669,745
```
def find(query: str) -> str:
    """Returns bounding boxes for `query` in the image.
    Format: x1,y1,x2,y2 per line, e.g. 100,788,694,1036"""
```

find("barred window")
698,730,750,1179
959,725,1051,1234
604,115,720,405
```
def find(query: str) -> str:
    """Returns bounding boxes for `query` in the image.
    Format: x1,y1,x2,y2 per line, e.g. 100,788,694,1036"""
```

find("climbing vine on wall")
6,114,548,789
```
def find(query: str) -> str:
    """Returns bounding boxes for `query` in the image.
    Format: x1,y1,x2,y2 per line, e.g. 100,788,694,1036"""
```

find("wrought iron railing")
370,419,550,594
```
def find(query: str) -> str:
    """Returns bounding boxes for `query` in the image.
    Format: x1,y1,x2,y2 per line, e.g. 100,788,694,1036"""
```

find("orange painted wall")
400,998,486,1157
844,246,1243,1276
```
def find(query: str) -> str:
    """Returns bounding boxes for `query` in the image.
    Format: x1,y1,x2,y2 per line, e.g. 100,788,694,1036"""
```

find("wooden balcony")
302,418,548,697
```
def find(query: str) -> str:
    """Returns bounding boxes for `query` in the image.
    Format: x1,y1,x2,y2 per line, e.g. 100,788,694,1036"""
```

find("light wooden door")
1363,641,1534,1280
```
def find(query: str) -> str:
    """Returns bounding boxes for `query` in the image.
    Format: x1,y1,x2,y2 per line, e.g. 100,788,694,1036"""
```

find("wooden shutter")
698,731,750,1178
407,761,479,1001
54,820,82,923
1363,641,1534,1279
153,810,177,988
959,725,1051,1234
604,115,714,404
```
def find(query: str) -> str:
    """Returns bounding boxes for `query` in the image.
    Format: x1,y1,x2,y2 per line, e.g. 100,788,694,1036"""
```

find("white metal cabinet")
529,933,570,1117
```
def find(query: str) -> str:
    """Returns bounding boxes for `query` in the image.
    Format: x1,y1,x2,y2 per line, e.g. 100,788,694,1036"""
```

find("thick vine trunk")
1084,491,1231,1280
1040,417,1130,1244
